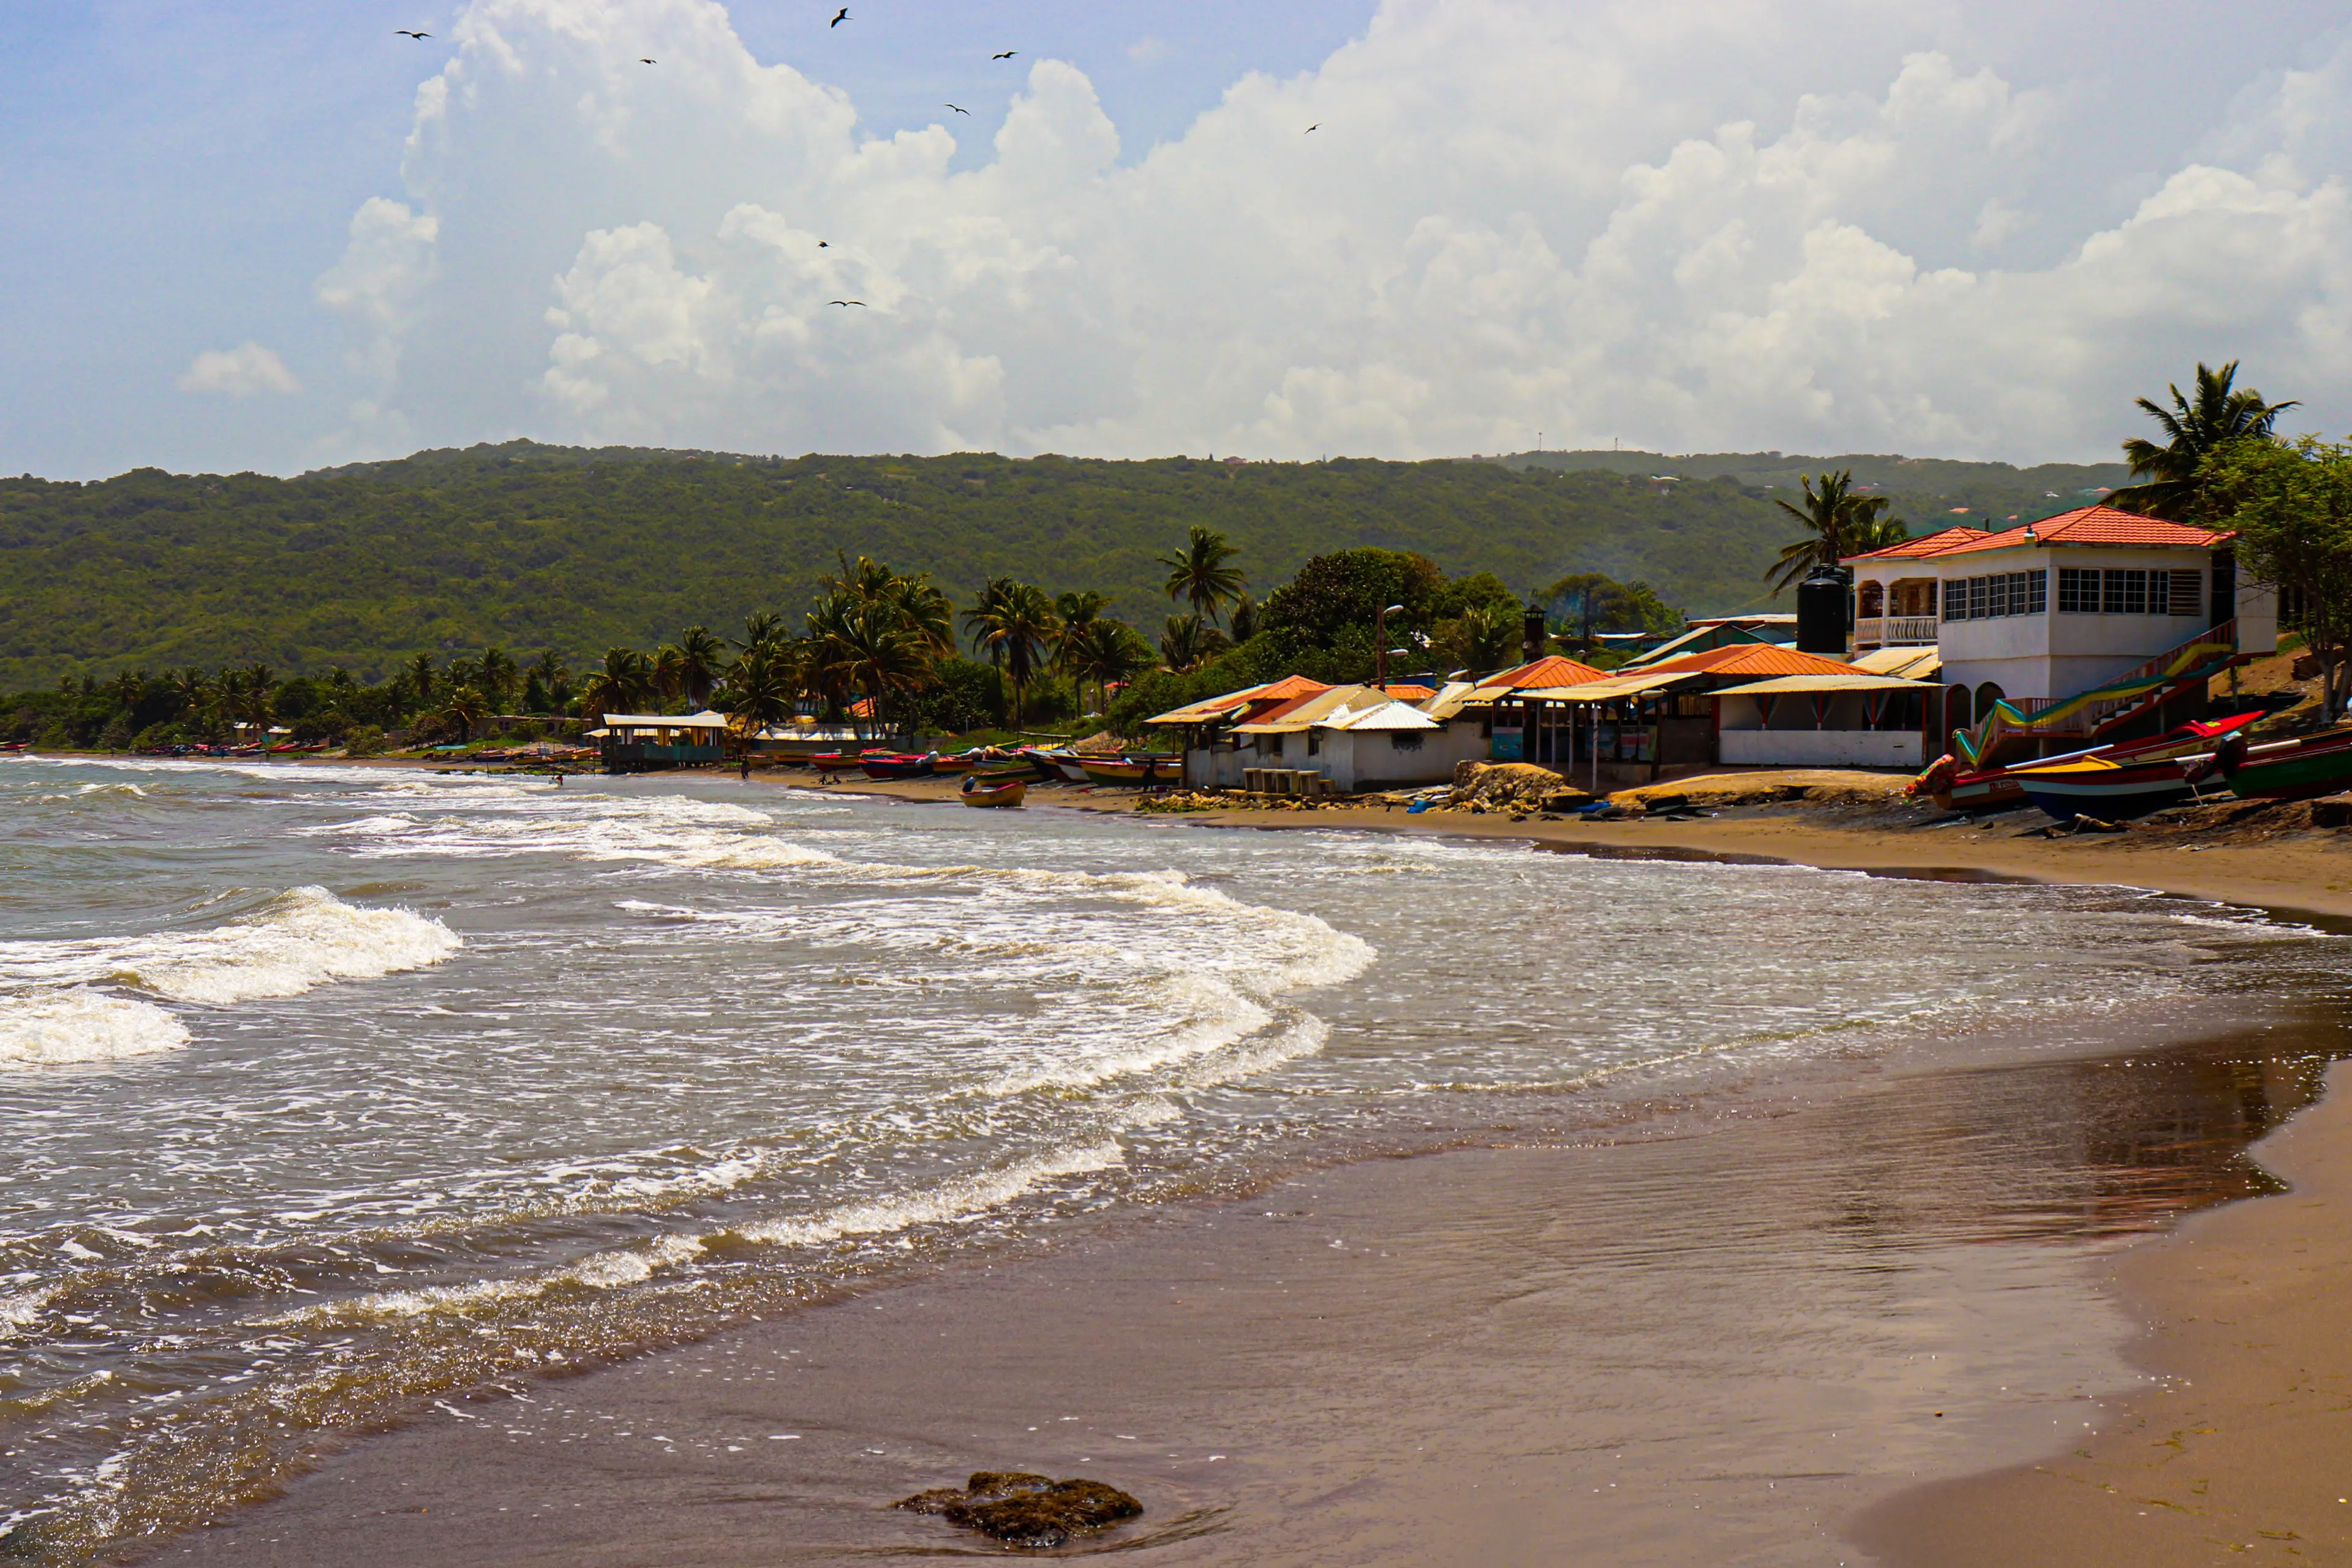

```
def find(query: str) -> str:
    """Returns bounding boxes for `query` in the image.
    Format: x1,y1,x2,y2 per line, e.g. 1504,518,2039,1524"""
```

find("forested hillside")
0,440,2119,685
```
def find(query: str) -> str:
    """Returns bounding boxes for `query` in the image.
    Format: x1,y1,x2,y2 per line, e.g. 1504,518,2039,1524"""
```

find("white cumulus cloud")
177,342,302,398
315,0,2352,464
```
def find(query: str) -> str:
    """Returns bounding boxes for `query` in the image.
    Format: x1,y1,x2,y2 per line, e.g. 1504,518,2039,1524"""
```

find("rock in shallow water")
896,1471,1144,1547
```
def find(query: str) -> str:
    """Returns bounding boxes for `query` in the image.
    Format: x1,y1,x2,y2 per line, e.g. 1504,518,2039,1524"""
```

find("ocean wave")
734,1139,1125,1246
0,992,190,1068
0,887,459,1008
259,1234,710,1328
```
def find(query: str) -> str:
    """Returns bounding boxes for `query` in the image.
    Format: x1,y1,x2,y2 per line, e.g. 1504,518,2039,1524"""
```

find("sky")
6,0,2352,480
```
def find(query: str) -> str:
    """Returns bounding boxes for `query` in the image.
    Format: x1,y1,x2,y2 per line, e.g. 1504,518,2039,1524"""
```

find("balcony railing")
1853,614,1939,647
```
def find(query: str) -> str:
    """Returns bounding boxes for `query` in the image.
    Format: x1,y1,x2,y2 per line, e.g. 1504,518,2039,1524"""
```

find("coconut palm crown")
1765,470,1908,595
2109,360,2299,521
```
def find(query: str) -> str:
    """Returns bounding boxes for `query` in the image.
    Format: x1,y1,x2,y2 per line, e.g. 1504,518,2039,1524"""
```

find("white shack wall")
1721,729,1923,767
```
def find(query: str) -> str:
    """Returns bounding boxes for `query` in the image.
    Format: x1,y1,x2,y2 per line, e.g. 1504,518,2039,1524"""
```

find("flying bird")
829,7,849,26
818,240,829,248
394,29,430,39
991,50,1016,60
945,103,969,115
1305,124,1318,134
640,58,656,64
829,300,865,307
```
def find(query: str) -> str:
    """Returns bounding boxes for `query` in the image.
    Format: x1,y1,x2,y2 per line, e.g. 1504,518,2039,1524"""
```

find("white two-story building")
1844,505,2276,734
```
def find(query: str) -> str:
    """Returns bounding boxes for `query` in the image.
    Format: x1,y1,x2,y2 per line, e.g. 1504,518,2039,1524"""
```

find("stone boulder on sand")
896,1471,1144,1548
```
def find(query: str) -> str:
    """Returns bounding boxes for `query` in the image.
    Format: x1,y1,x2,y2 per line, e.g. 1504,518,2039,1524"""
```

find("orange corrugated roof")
1479,655,1608,689
1845,507,2231,562
1251,674,1332,703
1642,644,1858,678
1379,684,1435,701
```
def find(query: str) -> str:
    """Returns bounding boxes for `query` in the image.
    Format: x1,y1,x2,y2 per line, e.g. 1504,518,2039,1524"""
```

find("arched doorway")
1945,683,1972,729
1973,682,2005,722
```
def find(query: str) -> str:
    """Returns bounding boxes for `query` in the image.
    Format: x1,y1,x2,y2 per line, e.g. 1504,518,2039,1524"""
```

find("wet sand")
150,1023,2346,1567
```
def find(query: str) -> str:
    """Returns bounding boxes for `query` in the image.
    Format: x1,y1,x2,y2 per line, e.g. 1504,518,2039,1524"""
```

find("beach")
4,753,2349,1565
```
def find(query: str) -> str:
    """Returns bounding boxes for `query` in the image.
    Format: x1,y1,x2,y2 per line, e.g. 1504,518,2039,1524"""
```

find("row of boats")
1917,711,2352,822
799,745,1183,809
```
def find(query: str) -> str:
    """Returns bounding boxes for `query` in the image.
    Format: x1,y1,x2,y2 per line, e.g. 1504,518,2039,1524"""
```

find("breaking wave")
0,992,190,1068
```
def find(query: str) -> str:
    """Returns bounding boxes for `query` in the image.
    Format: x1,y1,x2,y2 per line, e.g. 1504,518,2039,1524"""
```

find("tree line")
3,524,1683,752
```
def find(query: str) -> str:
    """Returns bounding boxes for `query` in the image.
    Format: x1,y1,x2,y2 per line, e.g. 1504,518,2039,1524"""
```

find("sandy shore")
154,1020,2343,1567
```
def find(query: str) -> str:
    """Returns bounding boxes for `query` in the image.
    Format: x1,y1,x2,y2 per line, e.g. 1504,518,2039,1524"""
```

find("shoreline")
23,750,2352,1561
790,768,2352,925
150,1020,2350,1567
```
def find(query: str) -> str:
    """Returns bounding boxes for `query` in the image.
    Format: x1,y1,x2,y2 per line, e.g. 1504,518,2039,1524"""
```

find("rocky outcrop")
897,1471,1144,1548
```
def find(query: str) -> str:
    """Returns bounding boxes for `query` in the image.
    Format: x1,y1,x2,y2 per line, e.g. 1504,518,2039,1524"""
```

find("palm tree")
110,668,147,713
579,647,654,723
1454,601,1519,671
822,601,932,736
712,644,800,741
1051,590,1106,678
2110,361,2299,521
652,644,687,706
526,649,570,714
1765,470,1909,595
1157,526,1246,625
739,611,790,652
1066,616,1152,714
965,580,1060,723
673,626,728,707
1228,590,1259,643
167,666,209,718
477,646,518,712
224,665,276,738
439,685,488,742
404,652,437,707
1159,611,1230,673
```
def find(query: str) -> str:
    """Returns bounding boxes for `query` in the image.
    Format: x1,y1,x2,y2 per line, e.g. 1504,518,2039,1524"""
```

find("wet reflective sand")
156,1019,2348,1567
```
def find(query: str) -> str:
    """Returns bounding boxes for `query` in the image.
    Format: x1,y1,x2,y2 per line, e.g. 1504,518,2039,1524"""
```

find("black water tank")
1796,566,1850,655
1522,603,1548,662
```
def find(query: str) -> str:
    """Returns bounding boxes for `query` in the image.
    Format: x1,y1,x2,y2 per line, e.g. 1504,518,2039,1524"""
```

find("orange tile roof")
1642,644,1858,679
1478,654,1608,689
1845,506,2231,563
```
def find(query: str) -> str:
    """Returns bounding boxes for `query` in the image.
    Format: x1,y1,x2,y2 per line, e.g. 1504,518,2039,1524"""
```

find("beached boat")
2014,754,2214,822
1917,710,2266,812
859,753,938,780
959,775,1027,808
2199,728,2352,802
1023,748,1095,783
1076,753,1182,786
929,750,981,775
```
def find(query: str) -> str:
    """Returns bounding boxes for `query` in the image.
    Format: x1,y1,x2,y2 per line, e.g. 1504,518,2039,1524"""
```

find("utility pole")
1374,604,1404,688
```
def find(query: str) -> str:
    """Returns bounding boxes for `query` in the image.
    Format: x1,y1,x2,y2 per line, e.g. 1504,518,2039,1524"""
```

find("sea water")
0,755,2340,1558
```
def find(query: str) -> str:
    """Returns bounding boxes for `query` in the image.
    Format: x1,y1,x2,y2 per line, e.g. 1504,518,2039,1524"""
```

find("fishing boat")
959,775,1027,808
2014,754,2214,822
1076,753,1182,786
859,752,938,780
1024,748,1096,783
2197,728,2352,802
1915,710,2267,812
929,749,982,775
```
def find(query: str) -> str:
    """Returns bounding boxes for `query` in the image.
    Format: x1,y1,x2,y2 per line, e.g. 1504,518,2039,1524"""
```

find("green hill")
0,440,2133,687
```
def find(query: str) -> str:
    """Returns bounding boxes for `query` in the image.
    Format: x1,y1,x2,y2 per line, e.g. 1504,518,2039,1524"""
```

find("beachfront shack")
595,711,727,772
1145,675,1334,788
1467,656,1609,766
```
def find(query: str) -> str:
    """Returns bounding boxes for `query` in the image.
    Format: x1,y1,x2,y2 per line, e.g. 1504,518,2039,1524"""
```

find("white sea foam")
736,1140,1125,1247
0,888,459,1008
260,1234,710,1327
0,992,190,1068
